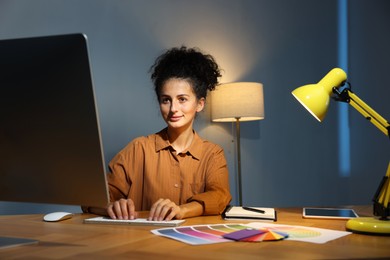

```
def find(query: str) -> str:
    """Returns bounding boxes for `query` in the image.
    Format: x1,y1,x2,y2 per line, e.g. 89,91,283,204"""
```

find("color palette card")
223,228,266,241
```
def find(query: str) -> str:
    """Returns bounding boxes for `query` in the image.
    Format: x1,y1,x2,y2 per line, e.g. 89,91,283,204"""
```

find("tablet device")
303,207,359,219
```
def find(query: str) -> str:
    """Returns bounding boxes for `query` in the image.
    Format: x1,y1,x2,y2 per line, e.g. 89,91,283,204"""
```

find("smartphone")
303,207,359,219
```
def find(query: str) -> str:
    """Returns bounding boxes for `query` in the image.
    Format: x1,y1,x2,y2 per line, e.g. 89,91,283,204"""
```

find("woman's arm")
188,146,232,215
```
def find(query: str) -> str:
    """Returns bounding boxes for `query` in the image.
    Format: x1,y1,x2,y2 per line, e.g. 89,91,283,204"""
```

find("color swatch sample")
152,222,351,245
223,228,288,242
246,222,351,244
152,224,288,245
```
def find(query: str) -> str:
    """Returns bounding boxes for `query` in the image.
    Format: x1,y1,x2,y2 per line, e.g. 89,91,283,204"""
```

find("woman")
105,46,231,221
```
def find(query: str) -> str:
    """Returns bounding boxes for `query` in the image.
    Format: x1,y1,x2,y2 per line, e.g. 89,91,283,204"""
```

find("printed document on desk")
222,206,277,221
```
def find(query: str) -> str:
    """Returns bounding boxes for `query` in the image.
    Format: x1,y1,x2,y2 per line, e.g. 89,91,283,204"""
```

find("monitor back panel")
0,34,109,208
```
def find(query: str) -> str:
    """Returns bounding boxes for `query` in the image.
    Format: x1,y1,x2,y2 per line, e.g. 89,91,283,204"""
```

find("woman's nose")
170,100,179,112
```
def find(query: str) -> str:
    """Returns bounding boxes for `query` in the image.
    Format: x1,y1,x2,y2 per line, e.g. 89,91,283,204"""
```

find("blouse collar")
155,128,203,160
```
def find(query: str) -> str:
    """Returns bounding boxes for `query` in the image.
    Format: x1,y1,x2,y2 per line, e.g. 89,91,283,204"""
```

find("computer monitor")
0,33,109,209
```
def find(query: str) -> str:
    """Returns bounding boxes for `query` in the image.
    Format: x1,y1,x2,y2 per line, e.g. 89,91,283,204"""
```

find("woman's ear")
196,97,205,112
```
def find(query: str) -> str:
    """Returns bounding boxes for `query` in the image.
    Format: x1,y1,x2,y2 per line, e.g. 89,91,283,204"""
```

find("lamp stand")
333,85,390,235
346,162,390,235
210,82,264,206
235,117,243,206
346,217,390,235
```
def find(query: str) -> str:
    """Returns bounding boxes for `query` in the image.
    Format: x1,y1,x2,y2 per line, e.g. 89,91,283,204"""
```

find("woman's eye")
160,98,170,104
179,97,187,102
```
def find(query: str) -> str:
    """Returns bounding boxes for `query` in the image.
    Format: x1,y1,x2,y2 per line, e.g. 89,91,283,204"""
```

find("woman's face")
159,78,204,132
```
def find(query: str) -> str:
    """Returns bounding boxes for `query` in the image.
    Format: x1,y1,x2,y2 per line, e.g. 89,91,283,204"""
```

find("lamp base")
346,217,390,235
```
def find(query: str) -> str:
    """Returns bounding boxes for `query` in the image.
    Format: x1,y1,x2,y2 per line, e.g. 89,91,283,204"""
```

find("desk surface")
1,206,389,259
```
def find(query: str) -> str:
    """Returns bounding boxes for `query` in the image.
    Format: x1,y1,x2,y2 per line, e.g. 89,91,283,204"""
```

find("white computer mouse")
43,212,73,222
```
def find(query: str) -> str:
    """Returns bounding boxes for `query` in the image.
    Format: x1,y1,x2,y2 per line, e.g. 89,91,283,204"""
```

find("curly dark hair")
150,46,222,101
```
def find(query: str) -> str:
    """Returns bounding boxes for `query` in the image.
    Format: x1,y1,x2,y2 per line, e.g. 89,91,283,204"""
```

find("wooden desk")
1,206,389,259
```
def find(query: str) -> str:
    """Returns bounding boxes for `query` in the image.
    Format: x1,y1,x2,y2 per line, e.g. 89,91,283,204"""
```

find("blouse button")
174,184,179,188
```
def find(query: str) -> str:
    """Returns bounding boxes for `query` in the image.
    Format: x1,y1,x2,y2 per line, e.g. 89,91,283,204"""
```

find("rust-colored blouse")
107,128,231,215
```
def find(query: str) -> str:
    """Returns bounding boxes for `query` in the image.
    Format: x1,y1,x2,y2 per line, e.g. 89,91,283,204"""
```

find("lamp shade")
211,82,264,122
291,68,347,122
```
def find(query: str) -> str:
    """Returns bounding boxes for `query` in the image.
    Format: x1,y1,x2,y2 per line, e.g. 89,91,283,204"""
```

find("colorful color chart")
222,227,289,242
152,222,351,245
240,228,289,242
246,222,351,244
268,226,322,238
151,224,288,245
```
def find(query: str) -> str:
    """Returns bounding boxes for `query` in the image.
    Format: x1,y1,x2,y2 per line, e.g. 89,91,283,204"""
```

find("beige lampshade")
211,82,264,122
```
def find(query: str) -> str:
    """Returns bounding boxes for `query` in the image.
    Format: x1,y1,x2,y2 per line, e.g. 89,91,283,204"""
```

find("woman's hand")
107,198,138,220
148,198,183,221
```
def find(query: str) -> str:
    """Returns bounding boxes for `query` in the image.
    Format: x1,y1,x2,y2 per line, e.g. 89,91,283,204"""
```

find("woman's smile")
169,115,184,122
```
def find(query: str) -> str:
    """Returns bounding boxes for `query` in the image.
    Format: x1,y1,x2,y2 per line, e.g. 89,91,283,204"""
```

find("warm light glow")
211,82,264,122
291,68,347,122
125,2,263,83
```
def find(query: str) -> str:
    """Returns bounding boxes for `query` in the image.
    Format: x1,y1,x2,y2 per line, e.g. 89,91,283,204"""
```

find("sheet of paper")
246,222,351,244
151,222,351,245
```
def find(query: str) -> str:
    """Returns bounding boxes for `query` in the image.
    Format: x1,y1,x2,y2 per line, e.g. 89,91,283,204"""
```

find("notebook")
84,216,185,227
222,206,277,221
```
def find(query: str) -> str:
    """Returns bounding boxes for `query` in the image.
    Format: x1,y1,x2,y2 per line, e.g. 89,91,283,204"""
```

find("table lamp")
211,82,264,205
292,68,390,235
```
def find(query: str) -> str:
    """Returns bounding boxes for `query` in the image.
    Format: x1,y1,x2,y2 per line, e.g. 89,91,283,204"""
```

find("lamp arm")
333,87,390,137
333,85,390,219
349,92,390,219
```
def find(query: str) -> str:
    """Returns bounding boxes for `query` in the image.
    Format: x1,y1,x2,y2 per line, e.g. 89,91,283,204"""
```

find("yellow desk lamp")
292,68,390,235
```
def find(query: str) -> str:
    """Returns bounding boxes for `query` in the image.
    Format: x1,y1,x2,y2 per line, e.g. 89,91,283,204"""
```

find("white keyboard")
84,216,185,227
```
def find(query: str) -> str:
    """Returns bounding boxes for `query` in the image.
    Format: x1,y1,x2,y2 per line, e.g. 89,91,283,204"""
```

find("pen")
242,207,265,214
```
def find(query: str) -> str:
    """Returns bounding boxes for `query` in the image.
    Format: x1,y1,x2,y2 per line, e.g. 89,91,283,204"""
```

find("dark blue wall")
0,0,389,214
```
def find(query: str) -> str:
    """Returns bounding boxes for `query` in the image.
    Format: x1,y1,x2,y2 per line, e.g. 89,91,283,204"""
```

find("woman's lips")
169,115,183,122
